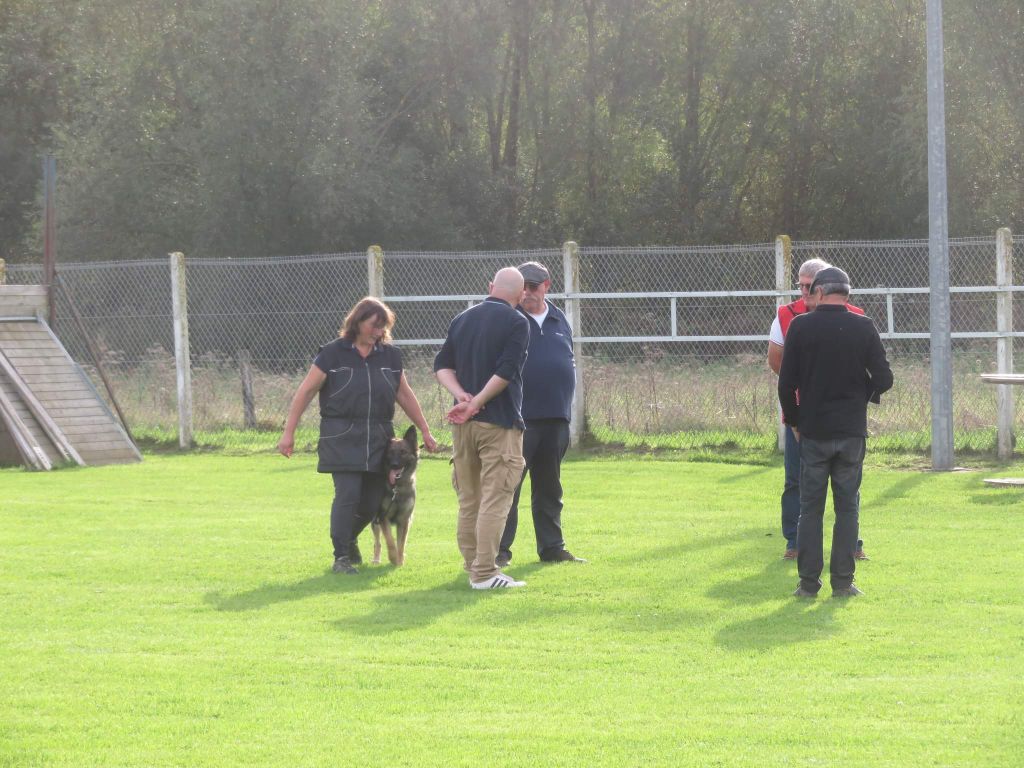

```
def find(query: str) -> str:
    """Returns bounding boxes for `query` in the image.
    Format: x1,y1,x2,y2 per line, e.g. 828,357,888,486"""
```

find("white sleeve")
768,316,784,346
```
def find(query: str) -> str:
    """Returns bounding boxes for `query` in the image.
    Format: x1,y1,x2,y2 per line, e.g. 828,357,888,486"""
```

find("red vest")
778,298,864,339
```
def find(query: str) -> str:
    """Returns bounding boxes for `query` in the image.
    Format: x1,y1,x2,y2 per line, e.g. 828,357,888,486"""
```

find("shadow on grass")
332,574,507,634
205,567,389,612
714,595,851,651
967,488,1024,506
863,471,929,508
714,465,775,484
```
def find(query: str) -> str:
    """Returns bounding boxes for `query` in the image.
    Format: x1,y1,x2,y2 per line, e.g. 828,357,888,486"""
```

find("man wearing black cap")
778,266,893,598
495,261,585,567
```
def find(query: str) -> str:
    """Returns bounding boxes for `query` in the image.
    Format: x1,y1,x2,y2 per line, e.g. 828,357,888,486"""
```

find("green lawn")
2,453,1022,767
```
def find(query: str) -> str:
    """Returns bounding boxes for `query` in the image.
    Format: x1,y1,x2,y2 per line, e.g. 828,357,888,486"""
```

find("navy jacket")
778,304,894,439
313,339,402,473
433,296,530,430
519,301,575,421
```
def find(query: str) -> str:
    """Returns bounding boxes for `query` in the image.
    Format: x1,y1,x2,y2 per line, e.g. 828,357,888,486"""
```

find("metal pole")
562,241,584,448
926,0,955,469
170,251,193,449
43,155,57,327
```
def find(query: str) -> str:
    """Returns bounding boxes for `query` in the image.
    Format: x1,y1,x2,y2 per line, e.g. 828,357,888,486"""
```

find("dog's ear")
403,425,418,450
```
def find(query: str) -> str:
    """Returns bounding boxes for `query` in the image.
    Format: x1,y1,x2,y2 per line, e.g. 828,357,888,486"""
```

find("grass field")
2,452,1023,767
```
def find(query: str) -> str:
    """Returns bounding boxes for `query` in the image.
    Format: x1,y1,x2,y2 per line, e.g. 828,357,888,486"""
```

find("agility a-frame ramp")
0,285,140,469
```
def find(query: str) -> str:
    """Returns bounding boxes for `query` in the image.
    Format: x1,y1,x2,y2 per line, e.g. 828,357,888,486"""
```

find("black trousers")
499,418,570,560
796,436,865,593
330,471,386,560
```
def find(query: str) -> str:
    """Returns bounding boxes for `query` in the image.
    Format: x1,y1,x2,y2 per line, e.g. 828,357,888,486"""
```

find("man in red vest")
767,259,868,561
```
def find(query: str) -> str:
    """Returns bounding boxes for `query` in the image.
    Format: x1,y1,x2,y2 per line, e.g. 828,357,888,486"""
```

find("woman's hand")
278,433,295,457
422,431,439,453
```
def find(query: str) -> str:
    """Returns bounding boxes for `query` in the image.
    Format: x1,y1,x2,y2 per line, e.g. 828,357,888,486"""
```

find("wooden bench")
980,373,1024,486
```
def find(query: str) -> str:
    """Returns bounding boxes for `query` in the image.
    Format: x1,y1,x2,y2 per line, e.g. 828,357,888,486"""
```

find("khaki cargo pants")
451,421,525,582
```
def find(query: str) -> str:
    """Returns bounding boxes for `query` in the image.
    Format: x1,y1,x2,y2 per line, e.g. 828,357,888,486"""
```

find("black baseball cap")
810,266,851,292
518,262,551,284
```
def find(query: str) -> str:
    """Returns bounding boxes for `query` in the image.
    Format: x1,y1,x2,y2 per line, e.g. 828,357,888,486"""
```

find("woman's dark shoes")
332,556,359,575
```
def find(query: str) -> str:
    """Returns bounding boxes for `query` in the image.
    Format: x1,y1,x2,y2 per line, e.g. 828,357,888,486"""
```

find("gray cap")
518,261,551,284
810,266,851,292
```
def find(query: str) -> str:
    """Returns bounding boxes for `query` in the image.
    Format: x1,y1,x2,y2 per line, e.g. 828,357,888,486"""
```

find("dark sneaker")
495,553,512,568
793,586,818,598
832,585,864,598
349,542,363,565
540,549,587,563
783,548,798,560
332,556,359,575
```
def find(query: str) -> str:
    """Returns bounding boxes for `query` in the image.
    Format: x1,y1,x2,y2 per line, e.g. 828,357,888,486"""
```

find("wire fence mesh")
4,236,1022,455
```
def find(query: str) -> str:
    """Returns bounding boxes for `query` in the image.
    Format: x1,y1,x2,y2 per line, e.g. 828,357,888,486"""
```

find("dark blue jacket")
519,301,575,422
433,296,530,430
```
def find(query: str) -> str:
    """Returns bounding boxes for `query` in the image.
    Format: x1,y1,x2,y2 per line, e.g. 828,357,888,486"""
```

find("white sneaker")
470,572,526,589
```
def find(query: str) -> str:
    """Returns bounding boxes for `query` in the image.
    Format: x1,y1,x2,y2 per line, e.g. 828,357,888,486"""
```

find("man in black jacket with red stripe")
778,267,893,598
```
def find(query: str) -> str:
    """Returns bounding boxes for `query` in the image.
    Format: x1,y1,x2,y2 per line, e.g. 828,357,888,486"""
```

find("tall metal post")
926,0,955,469
774,235,792,453
170,251,193,448
995,228,1014,459
562,241,584,448
43,155,57,327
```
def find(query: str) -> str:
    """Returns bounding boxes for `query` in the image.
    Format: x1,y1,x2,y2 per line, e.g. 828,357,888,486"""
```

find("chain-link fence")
4,235,1022,455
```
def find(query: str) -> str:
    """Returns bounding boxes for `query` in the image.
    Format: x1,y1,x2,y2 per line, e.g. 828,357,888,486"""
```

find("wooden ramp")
0,308,140,469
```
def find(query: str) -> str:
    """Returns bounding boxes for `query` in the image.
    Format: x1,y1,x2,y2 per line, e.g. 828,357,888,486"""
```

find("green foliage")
3,1,1022,260
2,453,1023,766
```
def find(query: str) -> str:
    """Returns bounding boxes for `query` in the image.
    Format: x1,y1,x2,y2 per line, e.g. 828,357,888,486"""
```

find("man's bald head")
490,267,525,304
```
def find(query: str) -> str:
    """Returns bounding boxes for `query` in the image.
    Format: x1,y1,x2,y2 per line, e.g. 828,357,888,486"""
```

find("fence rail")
3,234,1020,457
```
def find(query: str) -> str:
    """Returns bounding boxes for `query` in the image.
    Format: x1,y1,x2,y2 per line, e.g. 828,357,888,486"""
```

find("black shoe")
332,556,358,575
793,586,818,598
495,553,512,568
832,584,864,598
540,549,587,563
349,541,363,565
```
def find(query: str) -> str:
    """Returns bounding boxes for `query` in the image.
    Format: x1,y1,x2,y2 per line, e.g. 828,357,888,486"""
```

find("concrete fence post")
562,241,584,448
0,258,6,285
368,245,384,297
774,235,792,452
238,349,256,430
169,251,193,448
995,228,1014,459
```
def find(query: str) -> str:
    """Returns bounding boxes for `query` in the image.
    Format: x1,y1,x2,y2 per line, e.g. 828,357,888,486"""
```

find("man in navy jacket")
435,267,531,589
497,261,586,567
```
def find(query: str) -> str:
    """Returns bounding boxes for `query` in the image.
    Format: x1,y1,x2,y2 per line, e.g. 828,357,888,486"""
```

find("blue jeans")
781,425,801,549
796,436,865,593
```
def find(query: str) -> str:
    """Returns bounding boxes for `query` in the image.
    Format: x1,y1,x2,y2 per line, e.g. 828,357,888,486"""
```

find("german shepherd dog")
372,426,419,566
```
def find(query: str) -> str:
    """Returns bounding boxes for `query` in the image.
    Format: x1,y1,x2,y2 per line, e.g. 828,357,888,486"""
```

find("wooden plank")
17,375,88,387
0,381,51,469
0,349,84,466
63,425,126,438
52,414,120,427
3,340,65,351
17,381,98,395
33,405,108,422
